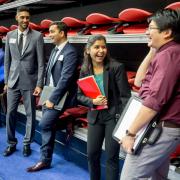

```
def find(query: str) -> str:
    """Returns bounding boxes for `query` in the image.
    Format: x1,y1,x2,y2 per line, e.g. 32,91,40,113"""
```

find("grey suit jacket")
4,28,45,90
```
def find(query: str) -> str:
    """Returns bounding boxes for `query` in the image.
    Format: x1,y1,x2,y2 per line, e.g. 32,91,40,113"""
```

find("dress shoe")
23,145,31,157
27,162,51,172
3,146,16,156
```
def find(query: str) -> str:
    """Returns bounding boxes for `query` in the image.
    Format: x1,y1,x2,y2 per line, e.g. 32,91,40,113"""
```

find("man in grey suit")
3,6,45,157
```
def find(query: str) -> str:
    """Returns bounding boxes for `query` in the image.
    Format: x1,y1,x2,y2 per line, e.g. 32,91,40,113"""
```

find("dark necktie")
46,47,59,85
18,33,23,55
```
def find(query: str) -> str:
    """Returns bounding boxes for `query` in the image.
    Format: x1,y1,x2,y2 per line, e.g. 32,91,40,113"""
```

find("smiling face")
16,11,30,32
49,24,65,46
87,39,107,66
146,20,173,49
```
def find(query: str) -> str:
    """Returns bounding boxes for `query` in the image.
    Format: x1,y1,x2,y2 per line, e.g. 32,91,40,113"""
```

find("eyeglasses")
146,27,160,31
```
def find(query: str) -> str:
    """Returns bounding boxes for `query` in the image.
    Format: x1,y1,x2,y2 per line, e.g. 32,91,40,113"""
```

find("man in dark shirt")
120,9,180,180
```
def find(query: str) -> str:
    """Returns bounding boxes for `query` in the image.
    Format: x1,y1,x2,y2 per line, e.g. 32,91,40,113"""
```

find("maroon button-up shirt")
139,41,180,124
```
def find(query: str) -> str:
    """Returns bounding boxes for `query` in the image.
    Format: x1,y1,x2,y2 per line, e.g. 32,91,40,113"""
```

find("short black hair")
16,6,30,14
148,9,180,43
50,21,68,37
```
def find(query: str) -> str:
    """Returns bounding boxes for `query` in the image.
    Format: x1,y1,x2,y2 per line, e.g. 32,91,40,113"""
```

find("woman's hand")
92,95,107,106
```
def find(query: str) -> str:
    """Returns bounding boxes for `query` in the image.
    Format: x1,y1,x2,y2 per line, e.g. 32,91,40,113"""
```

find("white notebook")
113,96,150,154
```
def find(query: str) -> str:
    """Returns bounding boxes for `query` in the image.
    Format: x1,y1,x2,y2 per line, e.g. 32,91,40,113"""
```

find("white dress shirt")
18,28,29,55
49,40,68,87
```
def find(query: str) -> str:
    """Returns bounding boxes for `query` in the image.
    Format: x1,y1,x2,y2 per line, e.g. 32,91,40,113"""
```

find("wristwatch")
126,130,136,137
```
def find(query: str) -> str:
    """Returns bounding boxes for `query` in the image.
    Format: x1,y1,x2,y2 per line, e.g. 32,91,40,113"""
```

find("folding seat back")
61,16,89,36
40,19,52,37
165,2,180,10
0,0,8,4
86,13,121,34
29,22,41,31
118,8,152,34
9,25,18,31
0,26,9,37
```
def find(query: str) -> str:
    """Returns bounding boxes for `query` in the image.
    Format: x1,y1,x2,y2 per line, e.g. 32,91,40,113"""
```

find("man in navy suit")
27,21,78,172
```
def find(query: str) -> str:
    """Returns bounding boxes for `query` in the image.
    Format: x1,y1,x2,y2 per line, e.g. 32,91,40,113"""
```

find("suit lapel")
103,64,109,98
14,30,20,56
51,42,69,68
22,30,32,56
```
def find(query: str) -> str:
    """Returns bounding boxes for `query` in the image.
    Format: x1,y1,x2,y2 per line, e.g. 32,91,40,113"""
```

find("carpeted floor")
0,126,89,180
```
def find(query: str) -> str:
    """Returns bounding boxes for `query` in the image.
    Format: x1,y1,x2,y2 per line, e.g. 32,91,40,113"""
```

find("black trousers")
87,110,120,180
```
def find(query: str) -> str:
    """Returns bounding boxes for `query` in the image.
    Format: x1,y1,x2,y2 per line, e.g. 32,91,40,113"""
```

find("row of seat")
0,0,10,4
0,2,180,38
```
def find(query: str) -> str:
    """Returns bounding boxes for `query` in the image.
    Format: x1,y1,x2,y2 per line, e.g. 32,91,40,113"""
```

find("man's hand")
44,100,54,109
33,87,42,96
120,135,135,154
3,84,8,92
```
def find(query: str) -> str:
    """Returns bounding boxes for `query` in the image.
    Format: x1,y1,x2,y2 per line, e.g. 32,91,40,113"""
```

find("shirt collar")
157,40,177,53
18,28,29,36
56,40,68,52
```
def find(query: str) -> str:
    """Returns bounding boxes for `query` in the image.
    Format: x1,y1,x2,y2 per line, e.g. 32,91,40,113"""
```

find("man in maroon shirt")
120,9,180,180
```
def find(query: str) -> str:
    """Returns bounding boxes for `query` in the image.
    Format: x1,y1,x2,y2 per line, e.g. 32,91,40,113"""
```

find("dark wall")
0,0,177,26
0,0,177,71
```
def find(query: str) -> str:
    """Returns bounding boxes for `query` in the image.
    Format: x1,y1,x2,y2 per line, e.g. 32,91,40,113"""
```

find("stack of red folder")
77,75,108,110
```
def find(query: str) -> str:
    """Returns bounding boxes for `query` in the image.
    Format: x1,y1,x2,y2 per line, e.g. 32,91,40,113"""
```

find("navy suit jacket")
45,42,78,108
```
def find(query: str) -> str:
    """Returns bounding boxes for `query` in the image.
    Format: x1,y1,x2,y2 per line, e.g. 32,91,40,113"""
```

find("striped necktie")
46,47,59,85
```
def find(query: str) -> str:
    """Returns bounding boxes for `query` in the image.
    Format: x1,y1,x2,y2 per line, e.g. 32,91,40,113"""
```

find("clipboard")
113,95,158,154
39,86,68,111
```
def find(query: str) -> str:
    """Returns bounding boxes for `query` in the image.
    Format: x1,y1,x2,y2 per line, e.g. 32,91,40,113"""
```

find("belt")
158,121,180,128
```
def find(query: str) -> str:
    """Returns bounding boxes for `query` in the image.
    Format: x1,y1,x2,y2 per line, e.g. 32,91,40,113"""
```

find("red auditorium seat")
40,19,52,37
40,19,52,29
0,26,9,33
65,105,88,118
0,0,8,4
123,24,147,34
75,117,88,128
86,13,121,35
61,17,89,36
61,17,87,27
171,145,180,159
118,8,152,34
86,13,119,25
9,25,18,31
165,2,180,10
126,71,140,92
29,22,41,31
0,26,9,38
119,8,152,22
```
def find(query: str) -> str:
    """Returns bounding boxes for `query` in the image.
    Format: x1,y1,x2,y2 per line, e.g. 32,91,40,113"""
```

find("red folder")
77,75,108,110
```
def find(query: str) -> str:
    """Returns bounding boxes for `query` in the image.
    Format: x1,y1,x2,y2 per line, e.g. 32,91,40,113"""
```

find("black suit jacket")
77,60,131,124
